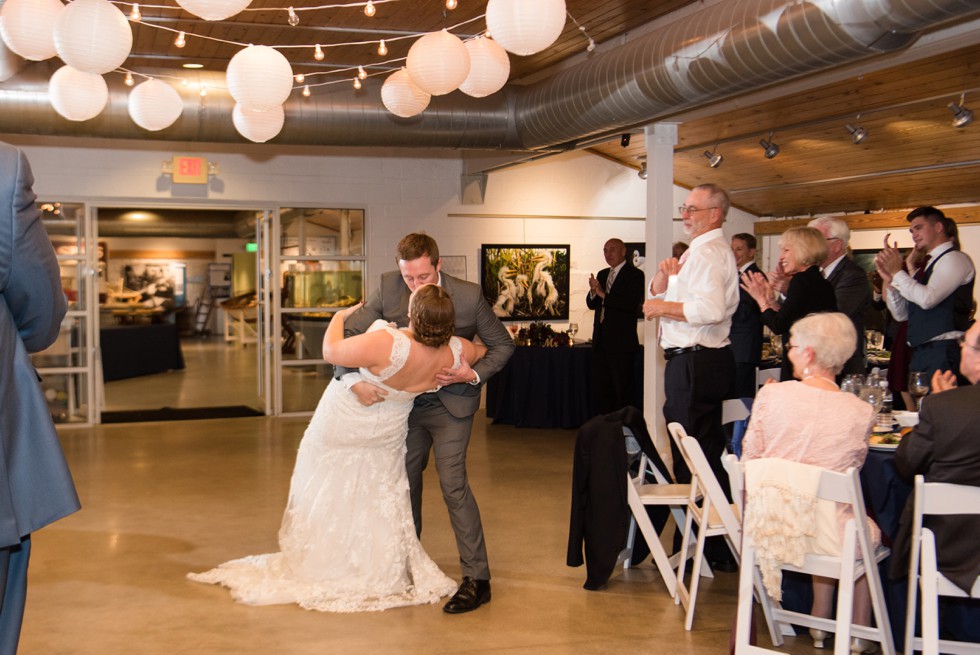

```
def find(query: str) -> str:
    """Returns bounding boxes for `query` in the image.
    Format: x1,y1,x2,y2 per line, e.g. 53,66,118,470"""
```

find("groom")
340,233,514,613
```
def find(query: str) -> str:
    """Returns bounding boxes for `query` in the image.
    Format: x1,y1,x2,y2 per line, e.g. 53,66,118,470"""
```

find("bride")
189,284,486,612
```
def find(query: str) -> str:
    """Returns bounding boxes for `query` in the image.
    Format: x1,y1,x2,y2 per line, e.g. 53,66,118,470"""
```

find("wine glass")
908,371,930,411
859,385,883,417
568,322,578,341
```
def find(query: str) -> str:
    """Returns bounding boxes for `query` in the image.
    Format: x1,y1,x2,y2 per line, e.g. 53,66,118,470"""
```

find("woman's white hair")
790,312,856,375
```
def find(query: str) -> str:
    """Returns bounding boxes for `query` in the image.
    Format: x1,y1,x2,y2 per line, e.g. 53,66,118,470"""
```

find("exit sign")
171,156,209,184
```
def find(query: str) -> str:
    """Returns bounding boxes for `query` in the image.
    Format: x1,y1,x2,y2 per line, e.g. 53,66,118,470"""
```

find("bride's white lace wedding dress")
188,320,459,612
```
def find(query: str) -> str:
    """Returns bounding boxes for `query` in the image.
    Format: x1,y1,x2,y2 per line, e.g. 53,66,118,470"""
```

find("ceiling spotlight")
637,162,648,180
703,149,723,168
759,134,779,159
846,124,868,144
949,93,974,128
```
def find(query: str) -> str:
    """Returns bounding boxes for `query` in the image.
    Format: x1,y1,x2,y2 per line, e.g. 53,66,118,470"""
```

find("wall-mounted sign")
171,156,209,184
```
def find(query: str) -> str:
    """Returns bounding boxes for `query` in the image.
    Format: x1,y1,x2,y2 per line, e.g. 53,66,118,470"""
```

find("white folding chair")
734,461,895,655
905,476,980,655
623,441,693,597
668,423,741,629
756,367,781,387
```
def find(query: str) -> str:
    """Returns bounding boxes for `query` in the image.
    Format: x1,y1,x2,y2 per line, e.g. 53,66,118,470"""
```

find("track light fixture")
703,147,723,168
948,93,974,128
845,123,868,144
759,132,779,159
620,133,631,147
636,156,647,179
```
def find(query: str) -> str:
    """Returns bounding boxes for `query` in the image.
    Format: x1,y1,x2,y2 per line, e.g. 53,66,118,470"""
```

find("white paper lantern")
406,30,469,96
232,103,284,143
176,0,251,21
486,0,566,56
459,36,510,98
381,68,430,118
49,64,107,121
0,0,65,61
226,45,293,112
53,0,132,75
128,79,183,131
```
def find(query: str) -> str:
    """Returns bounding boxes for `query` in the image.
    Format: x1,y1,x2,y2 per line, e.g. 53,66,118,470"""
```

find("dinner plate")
893,411,919,427
869,442,900,451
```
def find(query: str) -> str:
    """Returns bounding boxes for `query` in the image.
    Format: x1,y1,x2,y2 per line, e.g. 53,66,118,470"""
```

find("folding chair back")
905,476,980,655
734,461,894,655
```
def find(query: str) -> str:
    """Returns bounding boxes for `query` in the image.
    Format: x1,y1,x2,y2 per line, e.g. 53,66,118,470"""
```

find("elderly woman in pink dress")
741,312,880,654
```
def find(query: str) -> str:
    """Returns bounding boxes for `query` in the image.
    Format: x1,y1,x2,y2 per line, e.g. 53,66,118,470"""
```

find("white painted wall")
10,137,757,344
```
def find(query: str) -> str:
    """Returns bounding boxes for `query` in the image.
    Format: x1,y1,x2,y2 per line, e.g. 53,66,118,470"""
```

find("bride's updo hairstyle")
410,284,455,348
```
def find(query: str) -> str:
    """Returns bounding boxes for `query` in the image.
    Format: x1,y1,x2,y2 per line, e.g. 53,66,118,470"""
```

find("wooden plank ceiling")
590,42,980,218
62,0,980,218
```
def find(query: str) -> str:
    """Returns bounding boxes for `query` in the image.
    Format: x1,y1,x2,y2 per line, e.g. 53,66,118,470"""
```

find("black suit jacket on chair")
586,263,644,354
730,262,764,365
567,406,671,590
891,383,980,592
827,256,872,375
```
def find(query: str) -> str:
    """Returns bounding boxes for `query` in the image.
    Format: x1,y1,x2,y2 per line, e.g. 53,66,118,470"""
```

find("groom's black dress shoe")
443,577,491,614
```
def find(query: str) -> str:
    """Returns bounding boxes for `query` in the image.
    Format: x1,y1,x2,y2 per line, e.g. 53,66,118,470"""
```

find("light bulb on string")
124,71,134,86
181,78,188,87
295,73,305,83
353,77,361,90
302,85,310,97
130,3,141,21
446,0,457,9
287,7,299,26
314,44,324,61
175,31,186,48
357,65,367,79
364,0,375,17
199,83,207,97
377,40,387,56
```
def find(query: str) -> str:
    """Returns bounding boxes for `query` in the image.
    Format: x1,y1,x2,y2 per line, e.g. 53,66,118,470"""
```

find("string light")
353,77,361,90
174,31,186,48
199,83,207,97
446,0,458,9
377,39,387,56
314,44,324,61
181,79,188,87
130,3,141,21
363,0,375,16
302,84,311,97
124,71,134,86
294,73,305,83
287,6,299,26
357,65,367,79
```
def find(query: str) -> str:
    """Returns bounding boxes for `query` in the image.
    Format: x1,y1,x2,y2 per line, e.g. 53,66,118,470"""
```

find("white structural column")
643,122,677,453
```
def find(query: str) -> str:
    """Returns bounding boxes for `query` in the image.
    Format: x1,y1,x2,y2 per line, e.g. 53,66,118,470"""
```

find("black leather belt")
663,345,707,360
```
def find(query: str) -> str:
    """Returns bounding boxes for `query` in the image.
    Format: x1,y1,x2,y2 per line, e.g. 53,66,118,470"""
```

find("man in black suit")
810,217,872,376
891,320,980,601
587,238,644,415
729,233,764,398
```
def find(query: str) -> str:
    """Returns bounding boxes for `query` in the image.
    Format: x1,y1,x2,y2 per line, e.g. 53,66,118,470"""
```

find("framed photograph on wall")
624,241,646,271
481,244,570,321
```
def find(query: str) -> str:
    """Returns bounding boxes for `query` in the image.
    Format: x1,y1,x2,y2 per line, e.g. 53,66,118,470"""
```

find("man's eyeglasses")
957,334,980,351
678,205,718,215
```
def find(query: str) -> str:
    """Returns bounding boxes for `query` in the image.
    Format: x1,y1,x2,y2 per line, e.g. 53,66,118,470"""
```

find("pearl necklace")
802,375,839,390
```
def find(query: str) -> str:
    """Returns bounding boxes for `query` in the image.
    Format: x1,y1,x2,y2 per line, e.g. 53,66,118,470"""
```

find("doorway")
96,206,267,422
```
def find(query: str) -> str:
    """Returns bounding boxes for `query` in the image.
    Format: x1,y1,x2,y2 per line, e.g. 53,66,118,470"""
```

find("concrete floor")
25,340,817,654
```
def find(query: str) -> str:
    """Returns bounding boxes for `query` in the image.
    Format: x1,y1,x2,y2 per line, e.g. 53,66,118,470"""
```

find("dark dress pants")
0,536,30,655
592,346,638,416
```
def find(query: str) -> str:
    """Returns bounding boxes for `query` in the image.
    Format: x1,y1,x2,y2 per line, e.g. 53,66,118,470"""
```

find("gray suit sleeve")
2,148,67,352
470,288,515,383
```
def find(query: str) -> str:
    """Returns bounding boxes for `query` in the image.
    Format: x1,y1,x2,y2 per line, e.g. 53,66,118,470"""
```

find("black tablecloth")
485,344,594,429
101,323,185,382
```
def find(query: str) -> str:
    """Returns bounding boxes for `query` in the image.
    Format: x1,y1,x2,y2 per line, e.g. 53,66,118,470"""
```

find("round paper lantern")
176,0,251,21
226,45,293,112
0,0,65,61
406,30,469,96
381,68,430,118
49,65,108,121
232,103,284,143
53,0,132,75
128,79,183,131
486,0,566,56
459,36,510,98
